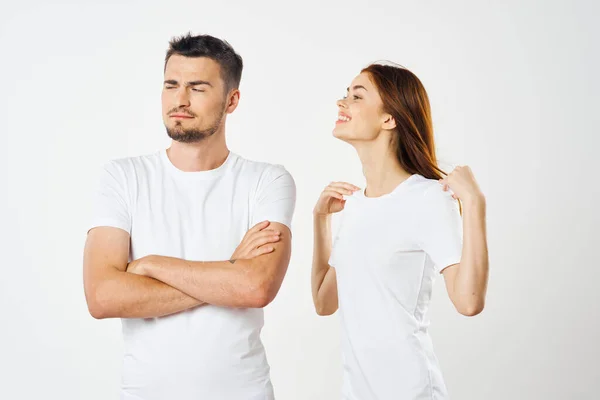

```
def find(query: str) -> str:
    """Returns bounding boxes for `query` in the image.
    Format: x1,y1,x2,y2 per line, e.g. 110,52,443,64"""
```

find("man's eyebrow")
163,80,213,87
346,85,367,92
186,80,212,87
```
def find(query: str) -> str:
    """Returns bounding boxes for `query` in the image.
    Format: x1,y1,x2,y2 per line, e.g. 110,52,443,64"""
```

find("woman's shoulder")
408,175,456,207
404,174,440,195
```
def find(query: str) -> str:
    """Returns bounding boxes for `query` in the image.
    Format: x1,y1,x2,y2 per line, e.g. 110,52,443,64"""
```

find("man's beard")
166,110,225,144
167,124,218,143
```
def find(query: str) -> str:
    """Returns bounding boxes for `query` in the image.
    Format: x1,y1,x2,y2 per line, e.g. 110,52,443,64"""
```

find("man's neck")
167,134,229,172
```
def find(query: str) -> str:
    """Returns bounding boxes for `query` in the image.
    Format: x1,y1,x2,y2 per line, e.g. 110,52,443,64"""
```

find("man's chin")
166,126,214,144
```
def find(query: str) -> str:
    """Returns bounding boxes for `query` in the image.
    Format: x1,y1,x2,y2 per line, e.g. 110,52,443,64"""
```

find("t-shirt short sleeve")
250,165,296,231
328,211,345,267
87,161,132,235
417,185,463,273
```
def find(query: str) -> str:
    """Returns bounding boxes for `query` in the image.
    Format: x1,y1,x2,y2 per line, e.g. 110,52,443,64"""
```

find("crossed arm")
83,222,291,319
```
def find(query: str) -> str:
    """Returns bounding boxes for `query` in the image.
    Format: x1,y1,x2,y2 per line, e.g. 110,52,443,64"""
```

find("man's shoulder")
231,153,291,179
101,151,161,176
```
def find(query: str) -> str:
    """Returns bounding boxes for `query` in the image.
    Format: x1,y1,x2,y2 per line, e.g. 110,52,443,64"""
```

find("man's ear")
226,89,240,114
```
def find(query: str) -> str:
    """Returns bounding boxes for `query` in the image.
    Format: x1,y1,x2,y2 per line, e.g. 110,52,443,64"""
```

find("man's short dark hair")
165,33,243,92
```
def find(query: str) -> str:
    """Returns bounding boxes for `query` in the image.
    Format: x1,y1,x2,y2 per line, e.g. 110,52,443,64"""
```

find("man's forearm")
141,255,269,308
93,269,203,319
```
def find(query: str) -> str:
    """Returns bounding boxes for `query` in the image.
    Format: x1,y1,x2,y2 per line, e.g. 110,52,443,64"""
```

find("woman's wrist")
462,192,486,210
313,211,332,220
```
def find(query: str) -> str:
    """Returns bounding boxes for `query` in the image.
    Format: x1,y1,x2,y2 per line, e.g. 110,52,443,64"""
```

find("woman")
311,63,489,400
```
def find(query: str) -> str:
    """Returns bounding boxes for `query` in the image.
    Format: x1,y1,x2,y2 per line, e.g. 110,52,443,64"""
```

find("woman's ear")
382,114,396,130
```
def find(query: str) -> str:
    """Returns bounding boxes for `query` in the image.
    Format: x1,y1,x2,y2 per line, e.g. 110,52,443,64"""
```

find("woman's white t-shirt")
329,174,463,400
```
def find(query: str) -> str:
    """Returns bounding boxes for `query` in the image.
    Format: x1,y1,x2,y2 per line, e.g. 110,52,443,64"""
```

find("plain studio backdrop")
0,0,598,399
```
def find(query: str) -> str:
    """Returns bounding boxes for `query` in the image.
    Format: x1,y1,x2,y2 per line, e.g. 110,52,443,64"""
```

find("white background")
0,1,598,399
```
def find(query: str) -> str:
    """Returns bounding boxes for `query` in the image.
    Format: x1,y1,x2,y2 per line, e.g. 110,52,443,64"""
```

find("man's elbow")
85,285,115,319
243,258,287,308
243,272,282,308
245,283,278,308
88,303,108,319
248,292,272,309
87,298,109,319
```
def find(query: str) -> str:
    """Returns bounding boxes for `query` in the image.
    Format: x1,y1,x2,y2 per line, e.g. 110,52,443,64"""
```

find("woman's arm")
311,181,360,316
312,214,339,316
440,166,489,316
442,196,489,316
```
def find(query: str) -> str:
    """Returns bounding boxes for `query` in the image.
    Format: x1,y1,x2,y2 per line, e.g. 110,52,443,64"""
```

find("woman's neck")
355,138,412,198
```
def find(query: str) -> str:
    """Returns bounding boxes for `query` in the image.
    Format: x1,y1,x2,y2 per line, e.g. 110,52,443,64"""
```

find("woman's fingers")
338,181,360,190
328,182,360,193
322,190,345,200
438,178,450,192
314,181,357,216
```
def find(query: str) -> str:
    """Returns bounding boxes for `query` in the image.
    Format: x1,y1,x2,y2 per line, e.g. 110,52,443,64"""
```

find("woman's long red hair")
362,63,460,211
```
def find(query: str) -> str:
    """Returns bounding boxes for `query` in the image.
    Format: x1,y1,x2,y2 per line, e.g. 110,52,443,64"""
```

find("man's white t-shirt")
88,149,296,400
329,174,463,400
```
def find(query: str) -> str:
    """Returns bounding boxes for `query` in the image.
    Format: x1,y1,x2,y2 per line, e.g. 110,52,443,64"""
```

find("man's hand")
127,256,151,276
230,220,282,263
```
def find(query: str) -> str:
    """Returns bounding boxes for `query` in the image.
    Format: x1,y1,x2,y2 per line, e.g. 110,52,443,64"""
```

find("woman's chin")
333,125,352,140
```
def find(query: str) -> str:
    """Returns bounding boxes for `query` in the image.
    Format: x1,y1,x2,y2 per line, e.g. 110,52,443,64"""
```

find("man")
83,33,296,400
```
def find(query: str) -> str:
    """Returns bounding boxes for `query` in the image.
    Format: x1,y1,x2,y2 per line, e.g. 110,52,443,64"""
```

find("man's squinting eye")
163,86,205,92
